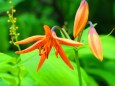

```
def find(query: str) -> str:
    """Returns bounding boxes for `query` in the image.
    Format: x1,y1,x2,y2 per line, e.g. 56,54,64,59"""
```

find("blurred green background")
0,0,115,52
0,0,115,86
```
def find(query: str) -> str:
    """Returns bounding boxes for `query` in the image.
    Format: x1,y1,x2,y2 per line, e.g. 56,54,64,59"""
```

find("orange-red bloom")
15,25,83,71
88,22,103,61
73,0,89,38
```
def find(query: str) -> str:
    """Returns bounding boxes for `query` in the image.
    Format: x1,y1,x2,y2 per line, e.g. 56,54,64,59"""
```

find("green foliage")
0,53,18,86
0,17,10,52
17,13,43,39
101,35,115,60
0,0,23,12
19,49,92,86
79,34,115,86
0,0,115,86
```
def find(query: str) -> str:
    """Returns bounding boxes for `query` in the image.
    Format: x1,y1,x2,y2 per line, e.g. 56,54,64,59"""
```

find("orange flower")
88,22,103,61
15,25,83,71
73,0,89,38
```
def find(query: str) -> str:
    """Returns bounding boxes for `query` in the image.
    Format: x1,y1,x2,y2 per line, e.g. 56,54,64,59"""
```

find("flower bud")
88,22,103,61
73,0,89,38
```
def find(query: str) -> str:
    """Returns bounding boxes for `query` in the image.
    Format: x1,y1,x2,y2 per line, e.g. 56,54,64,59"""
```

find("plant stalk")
74,48,82,86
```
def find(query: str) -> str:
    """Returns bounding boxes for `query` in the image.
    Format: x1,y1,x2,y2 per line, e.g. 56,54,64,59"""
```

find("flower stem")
51,26,67,38
77,31,83,42
17,67,21,86
51,26,71,39
11,7,21,86
8,3,22,85
74,48,82,86
15,36,21,51
15,40,21,86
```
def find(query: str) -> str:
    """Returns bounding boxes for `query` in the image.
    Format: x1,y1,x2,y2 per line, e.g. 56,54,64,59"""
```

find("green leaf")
100,35,115,60
103,61,115,74
0,73,18,86
21,75,36,86
0,78,9,86
20,49,88,86
87,76,98,86
86,68,115,86
0,53,16,64
0,64,19,76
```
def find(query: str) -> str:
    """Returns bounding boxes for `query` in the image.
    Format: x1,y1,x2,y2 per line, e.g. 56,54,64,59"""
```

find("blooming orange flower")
73,0,89,38
88,22,103,61
15,25,83,71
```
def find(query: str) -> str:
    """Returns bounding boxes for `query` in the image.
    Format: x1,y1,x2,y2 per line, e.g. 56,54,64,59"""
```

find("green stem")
74,48,82,86
15,38,21,86
51,26,71,39
15,43,21,86
17,67,21,86
61,28,71,39
15,36,21,51
77,30,83,42
12,8,21,86
16,38,21,86
52,26,67,38
8,4,22,86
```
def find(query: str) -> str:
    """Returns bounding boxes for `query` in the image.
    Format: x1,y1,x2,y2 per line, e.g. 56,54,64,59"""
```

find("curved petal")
15,35,45,44
37,54,47,71
54,37,83,46
53,40,74,70
43,25,52,37
15,39,45,54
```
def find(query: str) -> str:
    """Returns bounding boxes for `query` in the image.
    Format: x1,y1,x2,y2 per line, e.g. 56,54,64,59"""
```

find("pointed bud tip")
15,51,19,54
82,0,86,2
98,55,103,61
97,57,103,62
43,25,50,29
36,68,39,72
88,21,94,28
71,67,74,70
100,58,103,61
14,42,18,45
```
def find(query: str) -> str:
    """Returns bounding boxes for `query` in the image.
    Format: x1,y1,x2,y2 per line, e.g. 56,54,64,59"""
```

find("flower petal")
54,40,74,70
15,35,45,44
37,54,47,71
43,25,52,37
15,39,45,54
54,37,83,46
43,42,53,58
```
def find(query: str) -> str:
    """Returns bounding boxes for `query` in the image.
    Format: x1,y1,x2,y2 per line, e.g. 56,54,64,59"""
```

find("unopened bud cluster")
7,1,20,44
73,0,103,61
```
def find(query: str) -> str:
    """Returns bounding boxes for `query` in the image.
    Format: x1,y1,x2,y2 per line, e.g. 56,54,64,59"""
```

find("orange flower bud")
73,0,89,38
88,22,103,61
